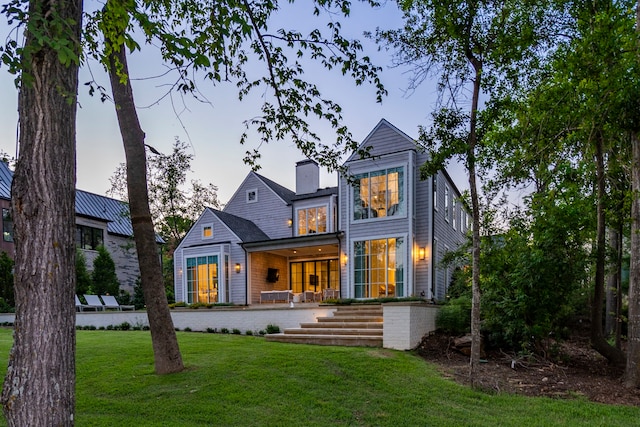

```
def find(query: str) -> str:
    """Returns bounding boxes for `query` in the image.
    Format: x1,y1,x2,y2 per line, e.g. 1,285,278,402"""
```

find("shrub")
184,327,192,332
220,327,229,334
119,322,131,331
436,296,471,335
206,328,216,333
245,330,253,336
232,328,241,335
265,324,280,334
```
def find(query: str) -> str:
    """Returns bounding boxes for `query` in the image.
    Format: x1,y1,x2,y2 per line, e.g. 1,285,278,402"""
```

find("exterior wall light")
235,263,241,274
418,247,426,260
287,218,293,228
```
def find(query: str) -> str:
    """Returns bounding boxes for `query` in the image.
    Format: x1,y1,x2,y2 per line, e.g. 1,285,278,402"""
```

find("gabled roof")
254,173,296,205
209,208,269,243
345,118,417,163
0,161,154,240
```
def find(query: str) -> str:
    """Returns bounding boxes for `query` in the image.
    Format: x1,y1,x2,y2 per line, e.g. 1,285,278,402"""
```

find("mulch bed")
416,331,640,407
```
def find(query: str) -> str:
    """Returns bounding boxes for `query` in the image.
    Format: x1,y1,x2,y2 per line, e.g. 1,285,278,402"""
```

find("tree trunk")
1,0,82,424
468,57,482,386
605,227,620,341
626,130,640,387
591,136,625,365
106,38,184,374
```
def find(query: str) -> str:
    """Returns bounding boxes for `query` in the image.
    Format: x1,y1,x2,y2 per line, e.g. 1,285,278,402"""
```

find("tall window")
297,206,327,235
452,199,457,230
433,175,438,211
2,208,13,242
353,167,404,220
76,225,104,250
186,255,219,304
444,185,450,222
353,237,404,298
290,259,338,293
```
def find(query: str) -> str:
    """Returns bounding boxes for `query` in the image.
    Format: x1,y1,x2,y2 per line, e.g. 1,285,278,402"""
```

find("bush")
220,328,229,334
245,330,253,336
265,324,280,334
232,328,241,335
436,296,471,335
119,322,131,331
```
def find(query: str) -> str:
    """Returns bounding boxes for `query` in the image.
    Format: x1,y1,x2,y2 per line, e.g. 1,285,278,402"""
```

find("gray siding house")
0,161,152,296
173,119,467,305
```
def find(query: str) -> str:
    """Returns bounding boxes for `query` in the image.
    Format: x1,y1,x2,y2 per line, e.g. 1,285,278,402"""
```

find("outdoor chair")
75,295,98,312
100,295,134,311
83,294,106,311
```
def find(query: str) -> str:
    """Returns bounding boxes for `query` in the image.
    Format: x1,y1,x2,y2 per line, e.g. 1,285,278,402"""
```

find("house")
0,160,149,296
173,119,467,305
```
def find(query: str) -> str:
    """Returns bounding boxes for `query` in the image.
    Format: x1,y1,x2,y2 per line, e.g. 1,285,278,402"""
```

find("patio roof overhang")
241,232,343,258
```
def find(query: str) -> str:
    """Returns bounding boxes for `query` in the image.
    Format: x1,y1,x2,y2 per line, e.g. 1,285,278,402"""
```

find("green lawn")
0,329,636,426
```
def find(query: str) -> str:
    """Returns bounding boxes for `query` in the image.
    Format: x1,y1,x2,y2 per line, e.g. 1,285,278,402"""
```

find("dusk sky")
0,2,468,204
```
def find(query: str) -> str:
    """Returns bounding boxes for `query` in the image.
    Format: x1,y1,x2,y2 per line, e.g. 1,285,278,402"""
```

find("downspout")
431,174,436,300
244,248,248,306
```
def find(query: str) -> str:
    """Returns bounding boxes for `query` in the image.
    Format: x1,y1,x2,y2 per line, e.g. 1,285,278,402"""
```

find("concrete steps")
265,305,383,347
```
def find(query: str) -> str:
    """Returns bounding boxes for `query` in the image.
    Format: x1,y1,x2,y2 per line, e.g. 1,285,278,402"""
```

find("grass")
0,329,637,426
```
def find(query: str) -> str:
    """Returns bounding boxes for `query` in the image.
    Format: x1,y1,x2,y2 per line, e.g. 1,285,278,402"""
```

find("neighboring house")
174,119,467,305
0,160,150,296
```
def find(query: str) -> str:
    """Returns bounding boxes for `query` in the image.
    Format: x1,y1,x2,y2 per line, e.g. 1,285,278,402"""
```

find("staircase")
265,305,383,347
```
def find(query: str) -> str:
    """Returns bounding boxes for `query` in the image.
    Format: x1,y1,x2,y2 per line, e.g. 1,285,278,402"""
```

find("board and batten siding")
224,173,292,239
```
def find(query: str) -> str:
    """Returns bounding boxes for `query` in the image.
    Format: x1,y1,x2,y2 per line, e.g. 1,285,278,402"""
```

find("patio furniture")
83,294,105,311
323,288,340,300
75,295,98,312
100,295,135,311
260,290,293,303
302,291,322,302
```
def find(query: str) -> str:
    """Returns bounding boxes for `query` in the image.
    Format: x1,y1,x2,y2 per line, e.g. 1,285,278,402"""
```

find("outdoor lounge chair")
100,295,134,311
83,294,106,311
75,295,98,312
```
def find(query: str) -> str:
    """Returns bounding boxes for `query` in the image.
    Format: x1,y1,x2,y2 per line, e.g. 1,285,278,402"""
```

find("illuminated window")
353,237,405,298
297,206,327,235
186,255,219,304
202,224,213,239
353,167,404,220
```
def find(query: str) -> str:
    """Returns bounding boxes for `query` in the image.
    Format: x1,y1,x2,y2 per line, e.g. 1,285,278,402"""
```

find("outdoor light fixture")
235,263,241,273
287,218,293,227
418,247,426,260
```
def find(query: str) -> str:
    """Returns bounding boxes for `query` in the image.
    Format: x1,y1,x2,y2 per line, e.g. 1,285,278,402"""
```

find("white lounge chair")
75,295,97,312
83,294,105,311
100,295,134,311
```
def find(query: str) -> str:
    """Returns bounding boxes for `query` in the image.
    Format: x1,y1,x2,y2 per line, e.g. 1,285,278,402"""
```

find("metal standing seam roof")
0,161,162,242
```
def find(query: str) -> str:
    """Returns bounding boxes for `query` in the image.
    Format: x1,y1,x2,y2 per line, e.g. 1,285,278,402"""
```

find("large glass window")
76,225,104,250
353,237,405,298
290,259,339,293
353,167,404,220
297,206,327,235
2,208,13,242
186,255,219,304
